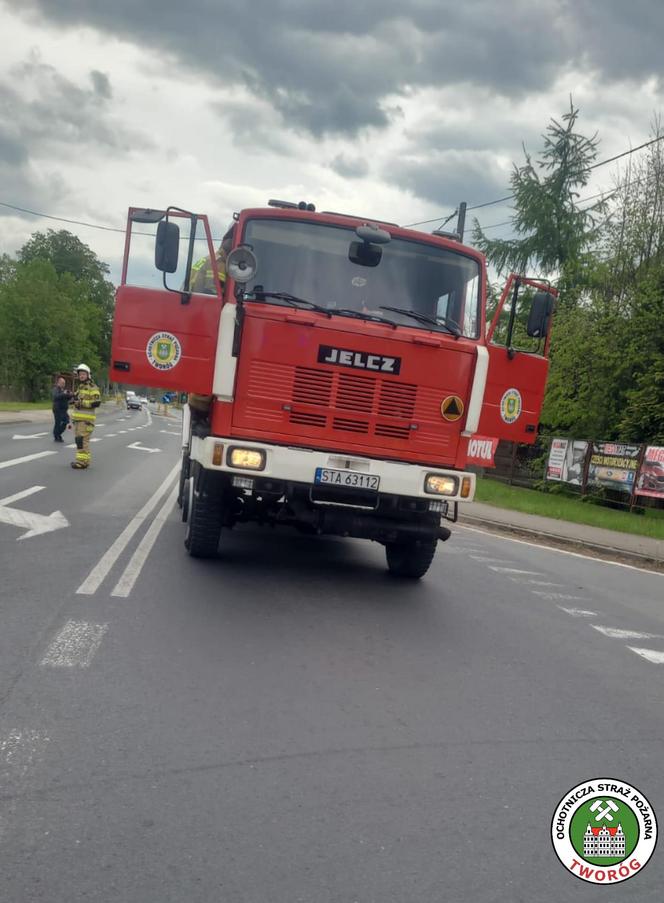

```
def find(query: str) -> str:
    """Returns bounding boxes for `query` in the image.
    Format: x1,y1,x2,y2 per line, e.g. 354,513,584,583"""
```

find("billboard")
635,446,664,500
587,442,640,492
546,438,588,485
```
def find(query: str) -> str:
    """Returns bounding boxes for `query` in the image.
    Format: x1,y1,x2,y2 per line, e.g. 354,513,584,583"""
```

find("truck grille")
244,361,448,448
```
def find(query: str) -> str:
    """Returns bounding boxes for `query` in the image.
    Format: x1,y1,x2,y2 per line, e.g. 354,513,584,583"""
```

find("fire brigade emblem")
499,388,522,424
146,332,182,371
551,778,657,885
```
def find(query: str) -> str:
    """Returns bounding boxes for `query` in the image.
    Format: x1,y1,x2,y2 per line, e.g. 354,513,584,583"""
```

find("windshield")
242,218,481,338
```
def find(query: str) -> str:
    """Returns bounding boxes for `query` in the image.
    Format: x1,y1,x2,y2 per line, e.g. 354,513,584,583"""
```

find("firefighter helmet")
75,363,91,375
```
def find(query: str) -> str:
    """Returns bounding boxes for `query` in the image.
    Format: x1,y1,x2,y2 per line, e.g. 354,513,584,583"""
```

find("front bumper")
190,436,475,503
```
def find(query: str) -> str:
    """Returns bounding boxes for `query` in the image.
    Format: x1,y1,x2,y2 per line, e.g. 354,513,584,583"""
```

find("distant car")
127,397,142,410
138,396,148,405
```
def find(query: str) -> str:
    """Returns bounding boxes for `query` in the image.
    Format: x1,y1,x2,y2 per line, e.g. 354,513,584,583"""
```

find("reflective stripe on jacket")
71,381,101,423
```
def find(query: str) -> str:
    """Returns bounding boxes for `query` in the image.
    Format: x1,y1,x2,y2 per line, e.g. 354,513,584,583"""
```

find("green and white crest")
552,778,657,885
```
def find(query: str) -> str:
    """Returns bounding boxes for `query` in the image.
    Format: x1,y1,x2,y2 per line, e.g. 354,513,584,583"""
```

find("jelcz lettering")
318,345,401,375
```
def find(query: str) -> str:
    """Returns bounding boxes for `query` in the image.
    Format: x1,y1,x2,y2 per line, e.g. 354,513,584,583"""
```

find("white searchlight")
226,245,258,283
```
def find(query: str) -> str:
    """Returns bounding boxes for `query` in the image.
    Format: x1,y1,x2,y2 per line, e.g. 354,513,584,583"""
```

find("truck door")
477,275,557,444
110,208,223,394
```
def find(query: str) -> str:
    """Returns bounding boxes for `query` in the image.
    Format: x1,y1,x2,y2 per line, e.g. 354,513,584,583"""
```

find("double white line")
77,461,180,598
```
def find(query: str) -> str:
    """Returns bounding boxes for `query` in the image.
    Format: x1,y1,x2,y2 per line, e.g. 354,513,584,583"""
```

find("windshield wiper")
332,308,397,328
379,306,461,338
245,290,331,317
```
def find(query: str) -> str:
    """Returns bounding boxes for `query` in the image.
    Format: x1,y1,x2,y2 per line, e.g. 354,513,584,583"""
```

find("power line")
402,133,664,228
0,200,124,233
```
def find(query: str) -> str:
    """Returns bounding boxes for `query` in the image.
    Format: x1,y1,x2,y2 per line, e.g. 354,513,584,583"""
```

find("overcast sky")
1,0,663,282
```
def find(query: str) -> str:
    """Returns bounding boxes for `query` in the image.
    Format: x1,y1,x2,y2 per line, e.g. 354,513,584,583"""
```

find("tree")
473,101,605,281
0,260,101,400
18,229,114,366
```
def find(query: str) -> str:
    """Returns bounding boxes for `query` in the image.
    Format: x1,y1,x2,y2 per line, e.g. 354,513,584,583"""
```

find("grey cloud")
90,69,112,99
329,154,370,179
0,56,150,164
16,0,664,138
391,150,508,210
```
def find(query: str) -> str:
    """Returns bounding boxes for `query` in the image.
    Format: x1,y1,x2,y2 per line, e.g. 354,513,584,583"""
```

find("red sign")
636,446,664,499
466,435,499,466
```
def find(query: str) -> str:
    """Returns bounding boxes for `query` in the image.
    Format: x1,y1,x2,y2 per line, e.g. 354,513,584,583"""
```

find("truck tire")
184,482,223,559
385,539,437,579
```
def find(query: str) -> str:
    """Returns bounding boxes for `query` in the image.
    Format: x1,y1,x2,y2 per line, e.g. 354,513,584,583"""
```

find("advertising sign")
635,446,664,499
587,442,640,492
546,438,588,485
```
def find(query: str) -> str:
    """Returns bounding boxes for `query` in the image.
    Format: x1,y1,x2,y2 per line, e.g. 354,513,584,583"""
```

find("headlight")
424,474,458,496
228,447,266,471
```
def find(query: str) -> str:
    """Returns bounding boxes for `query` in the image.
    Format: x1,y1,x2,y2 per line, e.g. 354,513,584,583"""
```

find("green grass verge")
475,478,664,541
0,401,52,411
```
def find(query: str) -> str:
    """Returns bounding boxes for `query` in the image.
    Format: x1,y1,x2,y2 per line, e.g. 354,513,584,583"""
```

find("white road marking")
89,437,102,443
457,524,664,576
0,729,49,778
40,620,108,668
118,430,128,434
558,607,599,617
469,556,506,563
127,442,160,453
531,591,590,600
11,432,48,440
77,461,180,595
592,626,664,641
0,486,69,540
0,451,57,470
488,566,543,575
105,433,117,438
0,728,50,840
111,483,179,598
510,578,566,586
160,430,180,436
627,647,664,664
0,485,45,506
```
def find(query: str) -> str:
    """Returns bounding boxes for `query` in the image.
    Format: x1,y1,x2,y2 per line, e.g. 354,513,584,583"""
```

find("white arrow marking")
0,486,69,540
558,607,598,617
127,442,161,453
0,451,57,471
628,647,664,664
11,432,48,440
592,626,664,641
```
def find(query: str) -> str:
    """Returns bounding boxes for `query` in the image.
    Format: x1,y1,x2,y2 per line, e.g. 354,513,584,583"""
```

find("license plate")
314,468,380,490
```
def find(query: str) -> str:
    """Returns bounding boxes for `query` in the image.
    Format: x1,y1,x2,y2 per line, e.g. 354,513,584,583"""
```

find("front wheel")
184,478,223,559
385,539,437,579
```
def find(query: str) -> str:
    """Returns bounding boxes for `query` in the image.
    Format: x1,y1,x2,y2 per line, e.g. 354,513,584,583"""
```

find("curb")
458,514,664,574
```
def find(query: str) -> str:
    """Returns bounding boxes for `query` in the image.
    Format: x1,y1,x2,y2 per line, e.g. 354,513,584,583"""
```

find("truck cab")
111,202,556,577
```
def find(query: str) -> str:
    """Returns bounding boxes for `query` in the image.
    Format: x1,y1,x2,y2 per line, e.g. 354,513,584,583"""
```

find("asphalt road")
1,405,663,902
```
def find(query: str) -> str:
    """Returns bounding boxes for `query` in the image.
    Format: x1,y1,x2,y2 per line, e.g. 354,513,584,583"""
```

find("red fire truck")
111,201,556,577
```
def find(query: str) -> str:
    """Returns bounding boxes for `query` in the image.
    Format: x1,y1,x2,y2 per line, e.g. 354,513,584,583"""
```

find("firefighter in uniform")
188,232,232,428
70,364,101,469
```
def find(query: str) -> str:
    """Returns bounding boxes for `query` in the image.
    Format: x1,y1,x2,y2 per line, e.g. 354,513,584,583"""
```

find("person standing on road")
70,364,101,470
51,376,71,443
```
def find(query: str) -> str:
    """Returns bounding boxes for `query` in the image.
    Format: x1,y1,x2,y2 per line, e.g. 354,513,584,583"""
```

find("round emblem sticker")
441,395,464,422
551,778,657,885
500,388,522,424
146,332,182,371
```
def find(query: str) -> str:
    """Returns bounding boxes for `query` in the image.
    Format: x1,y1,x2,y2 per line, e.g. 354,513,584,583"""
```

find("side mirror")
155,220,180,273
526,291,554,338
349,241,382,267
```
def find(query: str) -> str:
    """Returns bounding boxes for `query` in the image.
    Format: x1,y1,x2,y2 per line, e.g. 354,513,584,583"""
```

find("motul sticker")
467,436,499,466
317,345,401,375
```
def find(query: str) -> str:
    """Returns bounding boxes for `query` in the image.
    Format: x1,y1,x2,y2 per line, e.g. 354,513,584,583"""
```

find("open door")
477,275,557,444
110,207,223,394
